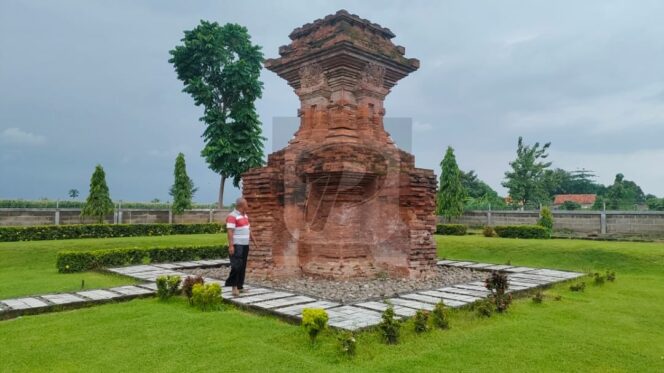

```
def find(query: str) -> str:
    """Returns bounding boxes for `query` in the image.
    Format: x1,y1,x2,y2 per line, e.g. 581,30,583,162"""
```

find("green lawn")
1,235,663,372
0,234,224,299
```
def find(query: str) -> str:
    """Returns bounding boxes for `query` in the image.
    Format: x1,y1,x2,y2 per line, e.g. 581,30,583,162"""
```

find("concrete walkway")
0,259,584,330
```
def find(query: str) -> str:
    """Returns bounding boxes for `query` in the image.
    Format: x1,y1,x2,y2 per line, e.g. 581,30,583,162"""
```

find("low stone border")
0,258,584,330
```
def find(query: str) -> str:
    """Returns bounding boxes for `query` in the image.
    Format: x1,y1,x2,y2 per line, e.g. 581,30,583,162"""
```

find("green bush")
56,245,228,273
485,271,512,313
378,304,401,344
182,275,205,304
569,282,586,292
538,207,553,237
0,223,222,242
431,301,450,329
482,225,495,238
435,224,467,235
413,310,430,334
337,331,357,358
532,290,544,304
493,225,549,239
156,275,181,300
191,283,222,311
475,299,494,318
302,308,329,344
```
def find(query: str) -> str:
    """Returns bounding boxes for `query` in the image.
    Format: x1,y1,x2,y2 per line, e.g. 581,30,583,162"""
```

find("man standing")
225,197,250,297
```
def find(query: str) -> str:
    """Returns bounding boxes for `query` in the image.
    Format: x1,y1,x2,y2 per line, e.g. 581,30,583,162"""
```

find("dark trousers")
225,244,249,289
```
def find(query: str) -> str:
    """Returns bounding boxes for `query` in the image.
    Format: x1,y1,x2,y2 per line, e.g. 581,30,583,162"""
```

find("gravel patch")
184,266,487,304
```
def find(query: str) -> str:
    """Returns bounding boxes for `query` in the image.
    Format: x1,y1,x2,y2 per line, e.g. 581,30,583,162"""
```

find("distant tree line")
436,137,663,217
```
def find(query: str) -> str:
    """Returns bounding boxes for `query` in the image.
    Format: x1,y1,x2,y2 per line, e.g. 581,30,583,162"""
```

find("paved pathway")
0,258,584,331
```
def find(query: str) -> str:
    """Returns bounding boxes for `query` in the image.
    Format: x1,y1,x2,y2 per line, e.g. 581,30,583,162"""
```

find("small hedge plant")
182,275,205,304
302,308,329,345
435,224,467,235
493,225,549,239
191,283,222,311
485,271,512,313
413,310,430,334
378,304,401,344
56,245,228,273
156,275,181,300
338,331,357,358
432,301,450,329
482,226,495,237
0,223,222,242
538,207,554,237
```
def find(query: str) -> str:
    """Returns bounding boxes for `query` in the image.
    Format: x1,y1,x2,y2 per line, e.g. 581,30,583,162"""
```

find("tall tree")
169,21,265,208
169,153,197,214
68,189,79,199
605,173,646,210
460,170,505,210
81,165,113,223
436,146,466,220
502,137,551,208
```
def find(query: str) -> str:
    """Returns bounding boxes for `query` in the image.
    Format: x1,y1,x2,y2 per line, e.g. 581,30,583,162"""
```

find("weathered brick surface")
243,10,437,279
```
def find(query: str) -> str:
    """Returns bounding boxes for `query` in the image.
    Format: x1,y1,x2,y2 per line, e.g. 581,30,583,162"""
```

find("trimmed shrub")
413,310,430,334
301,308,329,344
475,299,494,318
538,207,553,237
606,270,616,282
378,304,401,344
156,275,181,300
431,301,450,329
593,272,606,286
485,271,512,313
0,223,222,242
191,283,222,311
182,275,205,304
56,245,228,273
532,290,544,304
493,225,549,239
482,225,495,237
338,331,357,358
569,282,586,292
435,224,467,235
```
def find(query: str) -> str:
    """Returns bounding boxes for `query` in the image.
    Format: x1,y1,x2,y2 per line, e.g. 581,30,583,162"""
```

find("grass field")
0,234,224,299
1,235,663,372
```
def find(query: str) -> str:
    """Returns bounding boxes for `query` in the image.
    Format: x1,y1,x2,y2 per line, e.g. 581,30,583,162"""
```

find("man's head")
235,197,248,213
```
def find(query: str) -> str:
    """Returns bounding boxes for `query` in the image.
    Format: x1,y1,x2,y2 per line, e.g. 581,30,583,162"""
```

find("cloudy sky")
1,0,663,204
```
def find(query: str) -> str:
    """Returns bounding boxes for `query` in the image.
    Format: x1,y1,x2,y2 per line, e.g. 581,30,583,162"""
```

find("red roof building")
553,194,597,207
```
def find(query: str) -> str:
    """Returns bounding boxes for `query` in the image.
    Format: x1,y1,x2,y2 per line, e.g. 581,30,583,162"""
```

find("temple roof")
288,9,396,40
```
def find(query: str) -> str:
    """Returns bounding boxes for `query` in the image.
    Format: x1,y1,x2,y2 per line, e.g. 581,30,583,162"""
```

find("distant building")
553,194,597,209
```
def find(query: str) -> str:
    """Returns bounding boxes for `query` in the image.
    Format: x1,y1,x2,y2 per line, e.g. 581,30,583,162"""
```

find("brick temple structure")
243,10,437,279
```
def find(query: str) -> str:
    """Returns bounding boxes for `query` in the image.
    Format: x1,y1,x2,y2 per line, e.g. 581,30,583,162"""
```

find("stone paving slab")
77,289,123,300
440,286,490,298
437,260,458,265
110,286,154,296
451,284,491,293
528,269,583,279
400,293,447,305
503,266,536,273
509,273,563,283
232,291,294,305
484,264,514,271
273,301,340,317
388,298,437,311
1,297,48,310
432,290,482,303
251,295,315,309
465,262,494,269
138,283,158,291
42,293,86,305
355,301,418,317
223,287,270,299
326,306,383,330
446,261,476,267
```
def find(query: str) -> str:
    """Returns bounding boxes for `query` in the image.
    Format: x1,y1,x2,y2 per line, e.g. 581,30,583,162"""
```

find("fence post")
600,203,607,235
168,205,173,224
118,200,123,224
55,200,60,225
209,208,213,223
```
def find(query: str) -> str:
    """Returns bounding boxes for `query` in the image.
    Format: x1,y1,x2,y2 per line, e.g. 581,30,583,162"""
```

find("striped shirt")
226,209,250,245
